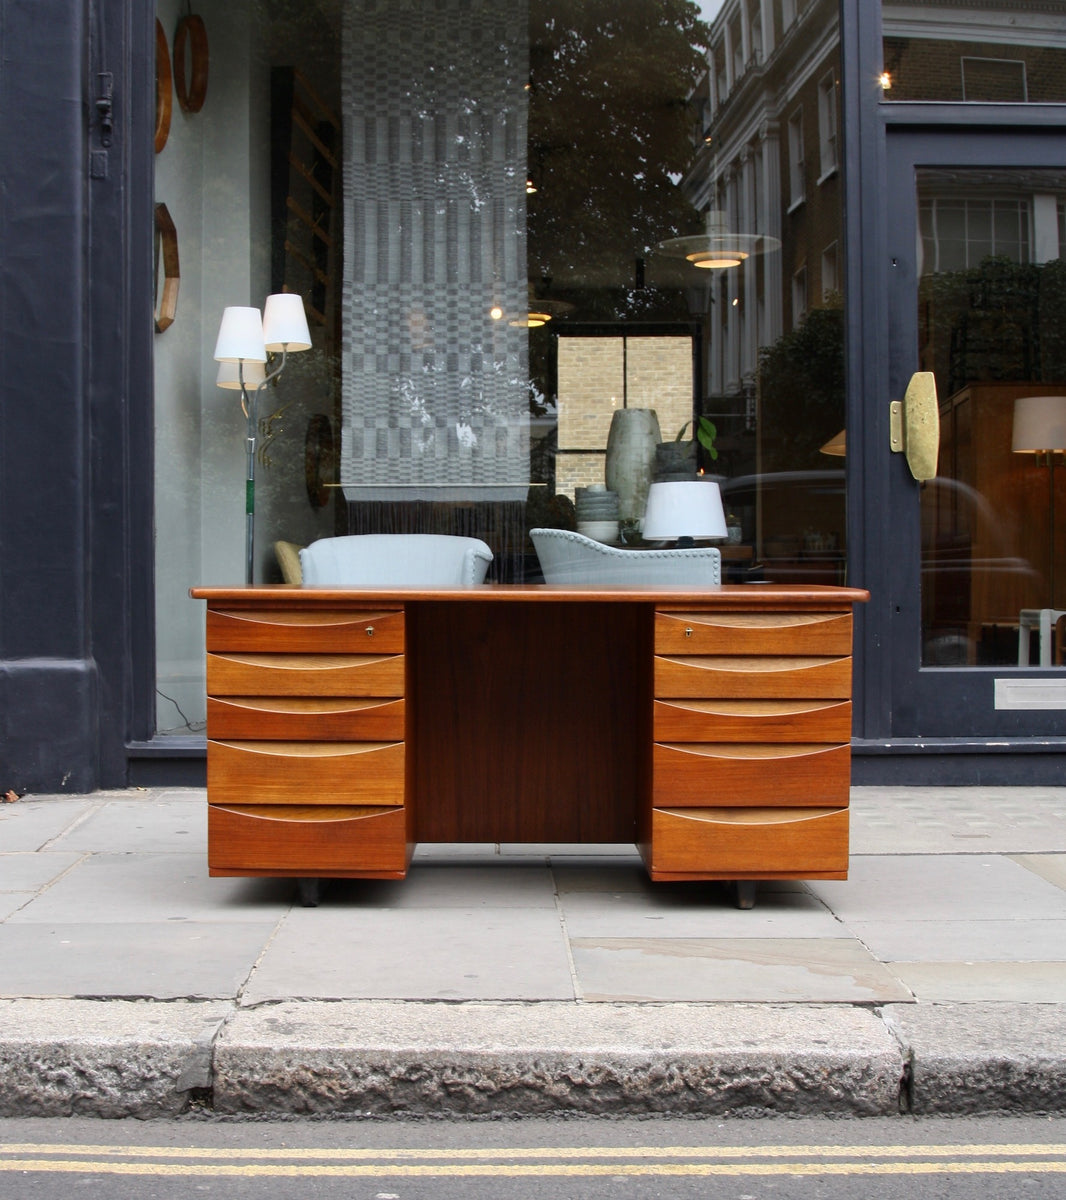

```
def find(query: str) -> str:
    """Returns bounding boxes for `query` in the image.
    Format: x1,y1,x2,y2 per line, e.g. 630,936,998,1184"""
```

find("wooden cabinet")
642,608,853,881
203,605,411,879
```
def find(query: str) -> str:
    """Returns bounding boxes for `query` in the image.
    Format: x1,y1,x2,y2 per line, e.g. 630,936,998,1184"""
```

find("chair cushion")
299,534,493,586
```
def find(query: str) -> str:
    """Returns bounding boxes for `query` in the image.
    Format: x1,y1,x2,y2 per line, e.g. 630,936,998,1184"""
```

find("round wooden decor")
155,19,173,153
154,203,180,332
174,14,209,113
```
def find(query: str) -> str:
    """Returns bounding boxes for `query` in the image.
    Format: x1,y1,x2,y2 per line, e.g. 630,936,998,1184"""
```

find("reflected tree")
527,0,709,320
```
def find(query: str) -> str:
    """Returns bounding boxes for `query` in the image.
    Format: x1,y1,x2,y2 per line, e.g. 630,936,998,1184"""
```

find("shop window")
961,57,1027,103
792,265,808,328
817,70,837,181
821,242,838,300
787,108,805,209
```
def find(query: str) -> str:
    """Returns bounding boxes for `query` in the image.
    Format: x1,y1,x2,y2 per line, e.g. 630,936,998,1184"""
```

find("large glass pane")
918,169,1066,668
152,0,844,732
882,2,1066,102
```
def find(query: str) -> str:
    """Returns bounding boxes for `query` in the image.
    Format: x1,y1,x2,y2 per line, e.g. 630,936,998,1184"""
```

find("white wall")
153,0,337,732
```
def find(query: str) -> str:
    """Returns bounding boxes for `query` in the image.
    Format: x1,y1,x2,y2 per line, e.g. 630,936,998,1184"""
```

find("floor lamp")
213,295,312,583
1012,394,1066,611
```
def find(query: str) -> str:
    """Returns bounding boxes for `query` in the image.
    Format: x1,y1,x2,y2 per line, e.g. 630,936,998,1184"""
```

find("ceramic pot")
604,408,661,521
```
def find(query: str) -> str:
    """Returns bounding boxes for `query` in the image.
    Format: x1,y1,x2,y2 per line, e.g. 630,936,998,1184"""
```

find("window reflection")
883,2,1066,103
918,170,1066,667
152,0,846,732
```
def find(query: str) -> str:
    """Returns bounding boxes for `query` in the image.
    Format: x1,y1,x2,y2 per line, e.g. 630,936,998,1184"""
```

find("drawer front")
655,610,852,656
207,608,404,653
208,803,409,875
207,652,405,697
655,654,851,700
649,806,849,877
654,698,851,743
207,740,405,805
652,742,851,807
206,696,405,741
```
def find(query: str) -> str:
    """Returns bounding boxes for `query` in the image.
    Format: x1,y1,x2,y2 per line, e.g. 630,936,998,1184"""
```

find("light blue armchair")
530,527,721,586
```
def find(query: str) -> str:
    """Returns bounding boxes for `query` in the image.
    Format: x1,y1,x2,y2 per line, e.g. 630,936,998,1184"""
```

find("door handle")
890,371,939,481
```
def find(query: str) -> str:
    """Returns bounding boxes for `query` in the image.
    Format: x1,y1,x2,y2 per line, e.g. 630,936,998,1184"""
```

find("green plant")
676,415,718,460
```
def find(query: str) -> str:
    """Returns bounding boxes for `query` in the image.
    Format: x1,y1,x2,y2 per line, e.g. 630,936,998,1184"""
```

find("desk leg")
733,881,757,910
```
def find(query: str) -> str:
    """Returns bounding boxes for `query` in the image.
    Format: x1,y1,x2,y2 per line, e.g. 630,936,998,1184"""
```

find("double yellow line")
2,1142,1066,1178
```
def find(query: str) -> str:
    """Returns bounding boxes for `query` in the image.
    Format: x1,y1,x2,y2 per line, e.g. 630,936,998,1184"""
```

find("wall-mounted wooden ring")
154,203,180,332
173,14,209,113
155,19,173,153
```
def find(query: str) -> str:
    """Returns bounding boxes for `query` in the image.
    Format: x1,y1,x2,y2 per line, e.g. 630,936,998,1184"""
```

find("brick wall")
556,335,694,500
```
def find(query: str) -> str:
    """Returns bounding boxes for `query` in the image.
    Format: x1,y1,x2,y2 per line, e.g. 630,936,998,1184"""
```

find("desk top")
191,583,870,610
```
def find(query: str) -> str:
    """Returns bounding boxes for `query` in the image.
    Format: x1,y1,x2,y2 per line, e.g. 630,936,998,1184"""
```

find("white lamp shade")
642,480,728,540
1012,395,1066,452
216,359,267,390
213,306,267,363
262,292,312,352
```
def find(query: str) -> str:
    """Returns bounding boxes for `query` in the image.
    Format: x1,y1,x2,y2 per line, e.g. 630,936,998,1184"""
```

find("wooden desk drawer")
206,608,404,653
207,652,405,697
206,696,405,741
649,806,849,878
655,610,852,656
652,742,850,807
655,655,851,700
208,803,408,875
654,698,851,743
207,740,405,805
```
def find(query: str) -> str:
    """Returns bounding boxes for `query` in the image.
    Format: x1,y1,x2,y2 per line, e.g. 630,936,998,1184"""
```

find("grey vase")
604,408,661,522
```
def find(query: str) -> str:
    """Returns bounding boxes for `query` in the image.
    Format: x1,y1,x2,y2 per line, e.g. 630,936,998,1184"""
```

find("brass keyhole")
365,626,375,637
685,627,693,637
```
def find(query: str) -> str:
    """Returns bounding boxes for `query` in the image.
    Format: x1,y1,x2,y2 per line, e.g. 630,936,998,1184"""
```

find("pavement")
1,785,1066,1120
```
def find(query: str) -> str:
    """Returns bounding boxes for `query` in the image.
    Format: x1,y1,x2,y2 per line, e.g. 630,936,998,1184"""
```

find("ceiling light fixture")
657,209,779,271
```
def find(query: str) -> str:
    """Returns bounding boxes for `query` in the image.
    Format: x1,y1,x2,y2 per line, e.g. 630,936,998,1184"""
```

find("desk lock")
685,626,693,638
365,626,375,637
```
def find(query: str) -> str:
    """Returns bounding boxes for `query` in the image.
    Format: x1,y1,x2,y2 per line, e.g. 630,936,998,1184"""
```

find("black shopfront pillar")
0,0,155,793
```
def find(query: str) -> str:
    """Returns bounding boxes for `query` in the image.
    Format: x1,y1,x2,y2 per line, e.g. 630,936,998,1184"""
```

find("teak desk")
190,584,868,903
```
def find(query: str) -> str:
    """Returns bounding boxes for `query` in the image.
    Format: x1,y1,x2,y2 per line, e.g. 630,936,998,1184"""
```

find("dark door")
885,128,1066,737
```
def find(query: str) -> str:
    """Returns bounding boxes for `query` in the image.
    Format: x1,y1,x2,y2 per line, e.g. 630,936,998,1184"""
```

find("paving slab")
844,918,1066,962
213,1000,905,1117
571,937,913,1003
557,887,841,939
47,797,205,854
808,854,1066,921
6,852,292,924
0,921,276,999
241,907,577,1003
0,851,84,892
888,961,1066,1003
0,798,96,851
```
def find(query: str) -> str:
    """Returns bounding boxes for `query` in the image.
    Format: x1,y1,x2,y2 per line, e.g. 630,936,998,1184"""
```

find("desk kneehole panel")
648,608,852,879
203,607,410,877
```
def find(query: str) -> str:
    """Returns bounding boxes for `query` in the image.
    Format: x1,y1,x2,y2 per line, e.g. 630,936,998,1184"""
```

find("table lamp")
1012,394,1066,609
641,479,727,547
213,295,312,583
